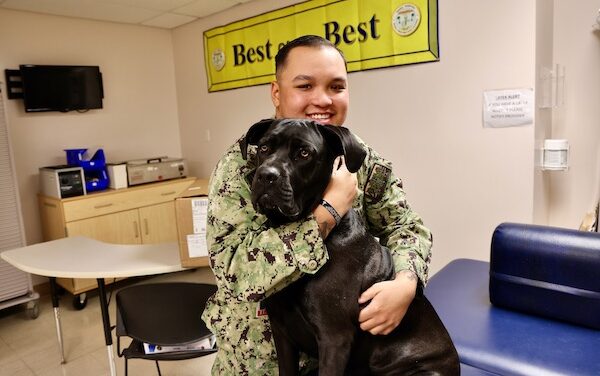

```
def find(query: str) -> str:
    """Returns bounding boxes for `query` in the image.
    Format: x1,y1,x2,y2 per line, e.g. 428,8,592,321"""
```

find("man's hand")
357,270,418,335
313,156,357,238
321,156,357,218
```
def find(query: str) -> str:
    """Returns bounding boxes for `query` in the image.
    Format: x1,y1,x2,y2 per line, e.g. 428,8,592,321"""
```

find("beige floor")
0,268,217,376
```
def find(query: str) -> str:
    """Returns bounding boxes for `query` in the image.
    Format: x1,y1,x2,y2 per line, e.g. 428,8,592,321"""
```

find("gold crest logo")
211,49,225,71
392,4,421,36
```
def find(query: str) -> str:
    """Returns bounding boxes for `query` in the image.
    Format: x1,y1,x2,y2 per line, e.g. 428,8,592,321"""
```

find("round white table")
1,236,185,376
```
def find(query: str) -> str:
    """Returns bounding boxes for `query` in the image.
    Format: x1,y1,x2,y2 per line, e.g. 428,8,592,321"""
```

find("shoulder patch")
365,163,391,202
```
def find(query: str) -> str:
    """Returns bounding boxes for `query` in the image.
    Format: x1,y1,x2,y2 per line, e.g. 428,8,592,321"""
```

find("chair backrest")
490,222,600,329
116,282,217,345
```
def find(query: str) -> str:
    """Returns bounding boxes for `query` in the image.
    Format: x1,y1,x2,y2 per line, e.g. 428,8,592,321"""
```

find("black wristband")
320,199,341,226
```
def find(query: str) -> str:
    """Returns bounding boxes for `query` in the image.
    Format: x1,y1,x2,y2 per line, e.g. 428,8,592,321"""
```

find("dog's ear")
240,118,275,160
318,125,366,173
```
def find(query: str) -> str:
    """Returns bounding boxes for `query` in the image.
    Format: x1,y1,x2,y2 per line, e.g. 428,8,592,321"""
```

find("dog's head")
241,118,366,225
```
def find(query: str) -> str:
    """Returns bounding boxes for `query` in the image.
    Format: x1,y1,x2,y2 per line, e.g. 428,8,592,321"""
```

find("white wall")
0,9,183,248
546,0,600,228
533,0,554,225
173,0,537,274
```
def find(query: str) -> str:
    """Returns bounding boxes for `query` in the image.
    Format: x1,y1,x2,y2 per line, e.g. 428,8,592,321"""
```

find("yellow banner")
204,0,438,92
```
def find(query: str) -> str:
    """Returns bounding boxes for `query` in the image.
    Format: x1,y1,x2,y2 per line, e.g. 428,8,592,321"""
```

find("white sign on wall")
483,88,534,128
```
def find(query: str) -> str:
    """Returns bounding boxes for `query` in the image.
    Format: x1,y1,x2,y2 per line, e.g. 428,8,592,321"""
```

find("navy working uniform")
202,133,433,375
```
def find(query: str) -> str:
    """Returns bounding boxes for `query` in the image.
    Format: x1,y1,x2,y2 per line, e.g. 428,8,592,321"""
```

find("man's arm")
312,156,358,239
358,152,433,335
367,173,432,284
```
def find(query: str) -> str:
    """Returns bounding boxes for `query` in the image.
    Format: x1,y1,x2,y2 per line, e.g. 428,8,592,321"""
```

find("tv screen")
20,65,104,113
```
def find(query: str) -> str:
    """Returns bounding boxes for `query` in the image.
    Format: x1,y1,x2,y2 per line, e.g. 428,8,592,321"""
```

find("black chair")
115,282,218,376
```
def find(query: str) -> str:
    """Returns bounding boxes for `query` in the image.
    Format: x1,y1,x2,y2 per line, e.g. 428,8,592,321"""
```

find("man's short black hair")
274,35,347,77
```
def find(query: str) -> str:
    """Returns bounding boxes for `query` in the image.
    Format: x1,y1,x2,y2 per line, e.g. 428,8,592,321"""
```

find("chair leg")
125,357,128,376
155,360,161,376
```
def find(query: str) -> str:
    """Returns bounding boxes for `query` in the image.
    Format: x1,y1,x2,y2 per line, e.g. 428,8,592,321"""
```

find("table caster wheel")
73,293,88,310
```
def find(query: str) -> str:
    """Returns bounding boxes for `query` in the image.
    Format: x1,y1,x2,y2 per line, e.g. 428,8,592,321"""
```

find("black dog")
241,118,459,375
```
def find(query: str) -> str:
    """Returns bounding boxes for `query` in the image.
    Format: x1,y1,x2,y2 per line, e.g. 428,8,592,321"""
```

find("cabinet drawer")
62,179,193,222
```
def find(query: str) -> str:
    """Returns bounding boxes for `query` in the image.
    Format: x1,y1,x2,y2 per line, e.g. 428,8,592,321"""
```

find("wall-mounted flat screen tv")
20,65,104,113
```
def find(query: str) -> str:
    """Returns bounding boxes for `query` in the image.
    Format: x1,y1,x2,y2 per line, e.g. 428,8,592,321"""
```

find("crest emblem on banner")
392,4,421,36
211,49,226,71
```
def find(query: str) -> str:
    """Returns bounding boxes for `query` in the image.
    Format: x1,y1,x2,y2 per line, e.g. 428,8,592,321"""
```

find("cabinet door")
64,209,142,293
66,209,142,245
139,201,177,244
38,196,67,240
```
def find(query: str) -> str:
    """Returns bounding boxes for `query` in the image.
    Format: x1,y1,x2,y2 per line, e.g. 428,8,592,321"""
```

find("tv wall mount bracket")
4,69,24,100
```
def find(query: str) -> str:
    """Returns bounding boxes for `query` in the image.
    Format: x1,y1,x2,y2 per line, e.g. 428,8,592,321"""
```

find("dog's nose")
257,166,280,184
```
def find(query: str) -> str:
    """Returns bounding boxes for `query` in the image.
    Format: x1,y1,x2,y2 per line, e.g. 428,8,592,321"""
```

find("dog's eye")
259,145,270,153
299,149,310,159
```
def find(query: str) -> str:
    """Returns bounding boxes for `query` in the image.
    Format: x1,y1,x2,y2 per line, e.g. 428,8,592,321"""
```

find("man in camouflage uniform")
202,35,432,375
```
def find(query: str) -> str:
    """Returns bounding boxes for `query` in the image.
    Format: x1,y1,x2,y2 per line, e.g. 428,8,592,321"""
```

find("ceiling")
0,0,260,29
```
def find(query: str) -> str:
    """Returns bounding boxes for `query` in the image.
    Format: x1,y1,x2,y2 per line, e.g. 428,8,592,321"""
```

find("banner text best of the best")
232,14,381,66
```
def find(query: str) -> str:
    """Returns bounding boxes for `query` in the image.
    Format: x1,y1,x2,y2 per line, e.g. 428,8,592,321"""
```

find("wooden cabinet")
66,209,142,245
139,201,178,244
38,177,195,295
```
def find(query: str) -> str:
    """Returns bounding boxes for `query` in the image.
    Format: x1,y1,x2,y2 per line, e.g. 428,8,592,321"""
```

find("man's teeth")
309,114,331,120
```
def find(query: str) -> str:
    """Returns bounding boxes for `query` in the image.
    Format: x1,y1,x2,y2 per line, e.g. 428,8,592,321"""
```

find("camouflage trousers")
203,296,317,375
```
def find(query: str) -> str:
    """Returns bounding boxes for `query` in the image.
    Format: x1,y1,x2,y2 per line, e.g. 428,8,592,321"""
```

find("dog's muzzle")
252,165,300,219
256,165,280,185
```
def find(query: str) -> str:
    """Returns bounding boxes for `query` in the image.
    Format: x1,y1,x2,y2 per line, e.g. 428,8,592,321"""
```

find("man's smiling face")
271,45,349,126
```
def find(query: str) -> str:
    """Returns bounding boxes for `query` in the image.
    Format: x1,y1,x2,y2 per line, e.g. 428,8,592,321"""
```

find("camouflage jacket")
202,135,433,375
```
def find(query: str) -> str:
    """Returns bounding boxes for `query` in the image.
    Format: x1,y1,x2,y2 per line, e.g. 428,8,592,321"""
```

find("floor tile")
36,354,107,376
18,342,68,375
0,357,35,376
0,336,20,366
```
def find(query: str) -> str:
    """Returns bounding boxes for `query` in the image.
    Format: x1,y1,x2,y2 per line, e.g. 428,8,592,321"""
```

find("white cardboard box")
107,164,128,189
